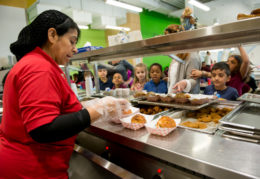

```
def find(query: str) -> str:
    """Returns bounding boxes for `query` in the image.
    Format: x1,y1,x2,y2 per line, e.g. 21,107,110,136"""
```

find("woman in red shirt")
0,10,129,179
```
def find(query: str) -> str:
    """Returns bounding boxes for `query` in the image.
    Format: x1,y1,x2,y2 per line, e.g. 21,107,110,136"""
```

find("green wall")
70,29,107,76
140,10,180,71
77,29,107,48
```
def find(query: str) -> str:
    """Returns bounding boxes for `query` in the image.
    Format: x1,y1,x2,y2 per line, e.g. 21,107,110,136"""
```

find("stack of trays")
219,101,260,143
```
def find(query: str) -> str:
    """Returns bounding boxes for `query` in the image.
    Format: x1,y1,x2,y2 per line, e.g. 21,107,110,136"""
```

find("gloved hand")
82,96,130,121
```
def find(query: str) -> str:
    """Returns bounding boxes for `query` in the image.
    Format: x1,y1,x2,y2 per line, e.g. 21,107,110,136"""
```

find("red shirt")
227,73,244,96
0,47,82,179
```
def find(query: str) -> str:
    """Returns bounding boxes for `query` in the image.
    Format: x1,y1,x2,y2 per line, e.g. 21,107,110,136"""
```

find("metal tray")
222,131,260,144
237,93,260,104
220,102,260,130
166,103,238,134
134,99,218,110
218,125,260,135
219,126,260,140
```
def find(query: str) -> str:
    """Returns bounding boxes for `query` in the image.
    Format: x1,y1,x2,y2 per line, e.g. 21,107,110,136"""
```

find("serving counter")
75,118,260,179
68,17,260,178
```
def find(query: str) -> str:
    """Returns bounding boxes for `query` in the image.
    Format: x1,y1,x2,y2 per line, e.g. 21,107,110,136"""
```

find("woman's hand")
190,69,202,79
172,80,187,93
82,96,130,122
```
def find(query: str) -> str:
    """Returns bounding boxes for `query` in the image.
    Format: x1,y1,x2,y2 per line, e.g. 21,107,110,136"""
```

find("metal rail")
74,144,142,179
71,17,260,62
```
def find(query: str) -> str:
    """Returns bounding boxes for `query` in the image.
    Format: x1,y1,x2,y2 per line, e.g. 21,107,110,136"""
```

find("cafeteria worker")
0,10,129,179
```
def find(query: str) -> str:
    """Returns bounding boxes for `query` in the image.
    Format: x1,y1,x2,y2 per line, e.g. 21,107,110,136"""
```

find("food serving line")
69,94,260,179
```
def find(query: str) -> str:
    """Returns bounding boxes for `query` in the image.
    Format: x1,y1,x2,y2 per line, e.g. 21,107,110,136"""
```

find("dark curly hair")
10,10,80,61
228,55,242,75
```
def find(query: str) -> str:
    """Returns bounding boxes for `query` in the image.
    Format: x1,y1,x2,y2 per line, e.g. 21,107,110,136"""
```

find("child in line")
97,65,113,90
191,45,250,96
131,63,149,91
112,73,127,89
204,62,238,101
144,63,167,94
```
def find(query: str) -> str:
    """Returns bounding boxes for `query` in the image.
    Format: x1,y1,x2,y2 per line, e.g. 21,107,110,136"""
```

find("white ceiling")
35,0,260,27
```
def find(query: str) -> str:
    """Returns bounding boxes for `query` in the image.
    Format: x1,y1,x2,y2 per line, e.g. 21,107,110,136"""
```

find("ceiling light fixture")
78,25,89,29
106,0,143,12
105,25,130,31
188,0,210,11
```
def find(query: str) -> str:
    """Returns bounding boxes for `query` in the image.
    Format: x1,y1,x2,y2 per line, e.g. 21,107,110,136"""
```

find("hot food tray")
171,103,237,134
220,102,260,131
135,99,217,110
237,93,260,104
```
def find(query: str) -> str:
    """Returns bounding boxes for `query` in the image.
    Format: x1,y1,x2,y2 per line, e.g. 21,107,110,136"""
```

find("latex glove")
190,69,202,79
172,80,187,93
82,96,130,121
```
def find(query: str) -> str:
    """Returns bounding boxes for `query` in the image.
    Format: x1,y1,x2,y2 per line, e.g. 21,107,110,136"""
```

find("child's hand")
190,69,202,79
172,80,187,93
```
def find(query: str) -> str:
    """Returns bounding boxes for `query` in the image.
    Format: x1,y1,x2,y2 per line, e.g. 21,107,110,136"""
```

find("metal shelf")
71,17,260,62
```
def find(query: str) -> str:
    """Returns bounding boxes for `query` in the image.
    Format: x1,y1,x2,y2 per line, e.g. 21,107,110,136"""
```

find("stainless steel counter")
84,120,260,178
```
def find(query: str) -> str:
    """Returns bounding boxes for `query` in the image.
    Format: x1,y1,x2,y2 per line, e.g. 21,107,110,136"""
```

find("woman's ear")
47,28,58,44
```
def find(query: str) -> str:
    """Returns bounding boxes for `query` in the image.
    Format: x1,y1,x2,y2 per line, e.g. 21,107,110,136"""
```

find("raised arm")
238,45,250,80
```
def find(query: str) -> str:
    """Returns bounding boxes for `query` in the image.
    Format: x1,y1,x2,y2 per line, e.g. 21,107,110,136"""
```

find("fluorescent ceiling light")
106,0,143,12
78,25,89,29
188,0,210,11
105,25,130,31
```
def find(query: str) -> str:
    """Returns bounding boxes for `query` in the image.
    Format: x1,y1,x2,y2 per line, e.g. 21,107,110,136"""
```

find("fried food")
123,109,132,115
140,108,146,114
131,114,146,124
175,93,190,98
174,93,190,104
147,94,160,102
160,94,174,103
140,106,168,115
156,116,176,128
134,91,146,98
181,121,207,129
198,114,212,122
153,106,160,112
186,112,196,118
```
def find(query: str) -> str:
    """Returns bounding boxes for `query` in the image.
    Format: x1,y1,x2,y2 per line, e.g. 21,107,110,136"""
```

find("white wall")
0,5,26,62
194,0,251,26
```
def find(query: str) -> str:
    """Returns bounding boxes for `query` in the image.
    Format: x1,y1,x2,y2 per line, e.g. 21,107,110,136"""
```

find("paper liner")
110,106,140,124
145,118,181,136
120,113,153,130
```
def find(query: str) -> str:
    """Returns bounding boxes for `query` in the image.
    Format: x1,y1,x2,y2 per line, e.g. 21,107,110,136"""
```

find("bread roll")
131,114,146,124
156,116,176,128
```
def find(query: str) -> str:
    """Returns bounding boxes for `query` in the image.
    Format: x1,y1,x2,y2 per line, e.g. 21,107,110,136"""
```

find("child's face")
211,69,230,89
113,73,123,86
227,57,238,73
98,69,107,78
135,67,146,82
150,65,162,83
